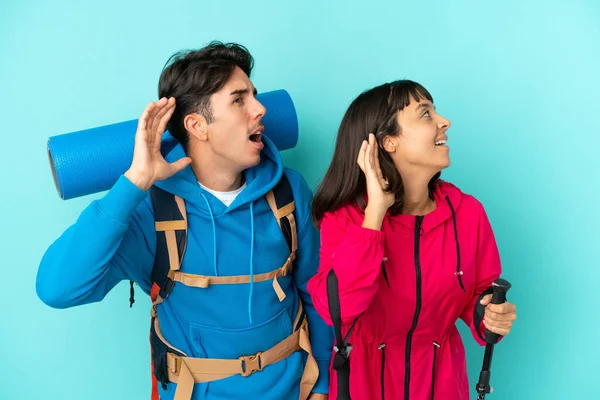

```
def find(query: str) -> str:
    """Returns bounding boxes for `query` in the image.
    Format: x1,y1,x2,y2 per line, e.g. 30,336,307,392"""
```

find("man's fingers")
146,99,163,127
137,101,155,133
156,98,176,137
150,98,170,136
169,157,192,174
154,96,168,108
143,103,162,147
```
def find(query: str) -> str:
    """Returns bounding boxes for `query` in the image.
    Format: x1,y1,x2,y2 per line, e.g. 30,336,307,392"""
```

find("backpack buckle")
332,345,352,371
239,352,263,377
333,344,352,358
168,354,183,375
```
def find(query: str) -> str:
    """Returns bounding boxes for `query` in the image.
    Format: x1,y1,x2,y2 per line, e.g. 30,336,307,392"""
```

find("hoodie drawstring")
199,193,257,324
248,202,255,324
200,193,219,276
445,196,465,292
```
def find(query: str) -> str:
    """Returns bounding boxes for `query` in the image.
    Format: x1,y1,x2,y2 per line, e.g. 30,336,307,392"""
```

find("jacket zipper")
381,257,390,287
446,196,465,292
378,343,386,400
431,341,440,400
404,215,424,400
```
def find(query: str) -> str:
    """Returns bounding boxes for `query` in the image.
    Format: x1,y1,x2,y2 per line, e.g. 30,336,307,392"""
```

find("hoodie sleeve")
285,171,333,395
307,207,385,326
36,175,156,309
459,200,503,346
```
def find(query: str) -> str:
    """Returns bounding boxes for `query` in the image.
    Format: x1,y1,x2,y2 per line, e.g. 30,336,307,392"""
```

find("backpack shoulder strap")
265,172,297,255
327,269,358,400
149,185,188,303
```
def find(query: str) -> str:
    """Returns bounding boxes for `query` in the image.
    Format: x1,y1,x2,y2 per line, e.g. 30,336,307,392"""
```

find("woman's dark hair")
312,80,442,226
158,41,254,150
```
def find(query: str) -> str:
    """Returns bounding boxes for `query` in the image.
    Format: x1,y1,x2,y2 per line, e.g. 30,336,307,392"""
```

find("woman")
307,80,517,399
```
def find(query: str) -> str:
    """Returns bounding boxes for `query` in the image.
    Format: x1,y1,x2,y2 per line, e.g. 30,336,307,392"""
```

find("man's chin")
239,154,261,171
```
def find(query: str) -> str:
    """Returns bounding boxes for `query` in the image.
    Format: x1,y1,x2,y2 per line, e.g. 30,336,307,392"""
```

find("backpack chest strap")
155,187,297,302
168,252,295,301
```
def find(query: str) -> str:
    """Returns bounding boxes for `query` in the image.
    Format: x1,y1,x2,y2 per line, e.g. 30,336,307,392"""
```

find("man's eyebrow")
229,88,248,96
229,87,258,96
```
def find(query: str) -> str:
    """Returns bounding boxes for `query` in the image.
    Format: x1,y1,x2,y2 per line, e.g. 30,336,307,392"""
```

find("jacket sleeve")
307,208,385,326
36,175,156,309
459,200,503,346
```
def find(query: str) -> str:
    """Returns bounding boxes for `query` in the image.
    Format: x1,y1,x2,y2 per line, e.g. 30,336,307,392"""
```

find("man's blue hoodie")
36,135,333,399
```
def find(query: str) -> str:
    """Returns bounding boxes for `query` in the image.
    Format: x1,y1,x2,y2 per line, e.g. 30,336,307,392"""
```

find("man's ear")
184,113,208,141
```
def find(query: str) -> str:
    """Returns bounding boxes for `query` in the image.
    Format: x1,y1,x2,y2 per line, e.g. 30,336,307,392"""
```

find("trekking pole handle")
485,278,512,343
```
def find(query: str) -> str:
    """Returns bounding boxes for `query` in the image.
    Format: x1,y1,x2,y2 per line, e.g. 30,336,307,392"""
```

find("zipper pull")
381,258,390,287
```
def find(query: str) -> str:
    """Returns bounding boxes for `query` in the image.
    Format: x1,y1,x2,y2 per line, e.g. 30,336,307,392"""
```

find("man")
36,41,332,400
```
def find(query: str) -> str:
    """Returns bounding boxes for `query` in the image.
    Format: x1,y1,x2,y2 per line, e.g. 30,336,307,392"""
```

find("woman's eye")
423,111,430,117
234,97,243,105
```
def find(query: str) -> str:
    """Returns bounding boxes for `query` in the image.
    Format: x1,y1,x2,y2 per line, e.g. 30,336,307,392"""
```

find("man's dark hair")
158,41,254,150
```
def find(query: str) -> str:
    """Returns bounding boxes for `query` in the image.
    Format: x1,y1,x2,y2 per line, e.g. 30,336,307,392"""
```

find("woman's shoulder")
320,201,366,227
437,180,487,216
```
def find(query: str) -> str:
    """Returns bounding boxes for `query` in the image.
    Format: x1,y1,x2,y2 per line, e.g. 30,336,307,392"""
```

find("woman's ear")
382,135,397,153
184,113,208,141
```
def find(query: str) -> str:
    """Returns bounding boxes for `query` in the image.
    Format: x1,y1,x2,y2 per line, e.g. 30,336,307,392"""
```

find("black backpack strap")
130,186,187,306
327,269,358,400
150,185,187,300
267,172,296,254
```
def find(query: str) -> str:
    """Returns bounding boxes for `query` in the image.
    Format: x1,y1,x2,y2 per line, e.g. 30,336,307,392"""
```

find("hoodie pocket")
431,342,440,400
189,307,293,359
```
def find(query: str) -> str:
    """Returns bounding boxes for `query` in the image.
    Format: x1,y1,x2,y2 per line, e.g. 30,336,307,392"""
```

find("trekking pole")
475,278,511,400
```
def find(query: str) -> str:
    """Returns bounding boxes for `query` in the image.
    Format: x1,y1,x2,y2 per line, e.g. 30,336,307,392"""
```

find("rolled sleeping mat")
47,89,299,200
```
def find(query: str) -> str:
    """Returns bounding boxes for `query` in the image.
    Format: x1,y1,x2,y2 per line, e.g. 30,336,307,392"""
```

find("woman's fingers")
364,141,373,174
369,142,376,174
357,140,367,172
358,134,387,191
368,134,388,189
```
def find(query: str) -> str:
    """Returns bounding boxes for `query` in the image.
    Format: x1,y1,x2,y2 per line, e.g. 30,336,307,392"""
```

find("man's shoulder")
280,167,314,227
281,167,312,199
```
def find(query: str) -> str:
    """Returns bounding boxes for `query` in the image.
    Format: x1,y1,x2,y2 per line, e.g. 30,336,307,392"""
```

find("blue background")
1,1,598,399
